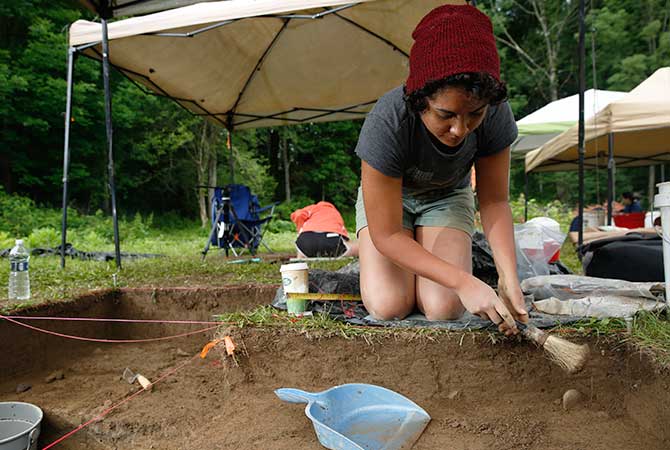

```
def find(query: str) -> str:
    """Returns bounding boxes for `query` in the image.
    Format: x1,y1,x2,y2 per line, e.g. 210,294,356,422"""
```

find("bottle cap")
16,239,23,245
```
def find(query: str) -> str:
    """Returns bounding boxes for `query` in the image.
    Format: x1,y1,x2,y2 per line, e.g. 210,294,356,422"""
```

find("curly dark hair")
404,72,507,114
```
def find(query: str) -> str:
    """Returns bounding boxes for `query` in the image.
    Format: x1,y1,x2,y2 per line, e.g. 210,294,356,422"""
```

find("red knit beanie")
405,4,500,95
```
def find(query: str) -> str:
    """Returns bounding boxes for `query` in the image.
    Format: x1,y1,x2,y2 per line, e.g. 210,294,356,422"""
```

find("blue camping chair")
202,185,278,259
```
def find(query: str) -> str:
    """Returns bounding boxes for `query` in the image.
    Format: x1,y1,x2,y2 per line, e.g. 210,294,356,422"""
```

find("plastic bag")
514,217,566,281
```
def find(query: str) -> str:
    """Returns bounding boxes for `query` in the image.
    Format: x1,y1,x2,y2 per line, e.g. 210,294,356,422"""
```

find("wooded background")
1,0,669,224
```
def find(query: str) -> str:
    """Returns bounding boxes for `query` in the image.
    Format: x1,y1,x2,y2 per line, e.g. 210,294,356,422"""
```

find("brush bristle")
543,335,590,373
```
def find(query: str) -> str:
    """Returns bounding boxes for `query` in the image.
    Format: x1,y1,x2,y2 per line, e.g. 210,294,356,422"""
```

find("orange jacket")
290,201,349,238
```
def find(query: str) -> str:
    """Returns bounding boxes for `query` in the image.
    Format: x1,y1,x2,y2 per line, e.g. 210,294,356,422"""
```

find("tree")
186,120,221,227
485,0,578,105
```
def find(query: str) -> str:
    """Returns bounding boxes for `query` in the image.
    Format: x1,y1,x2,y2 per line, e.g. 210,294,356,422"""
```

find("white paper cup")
280,263,309,314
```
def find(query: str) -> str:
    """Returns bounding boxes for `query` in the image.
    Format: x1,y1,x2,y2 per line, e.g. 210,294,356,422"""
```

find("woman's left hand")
497,276,529,324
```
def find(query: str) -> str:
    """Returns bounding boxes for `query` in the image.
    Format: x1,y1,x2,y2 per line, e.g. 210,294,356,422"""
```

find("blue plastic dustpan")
275,383,431,450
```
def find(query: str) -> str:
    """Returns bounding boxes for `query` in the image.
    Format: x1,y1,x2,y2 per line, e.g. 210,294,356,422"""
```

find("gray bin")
0,402,42,450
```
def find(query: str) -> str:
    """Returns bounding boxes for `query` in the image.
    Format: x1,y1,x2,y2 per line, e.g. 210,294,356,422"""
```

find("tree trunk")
196,125,209,228
281,135,291,203
192,121,219,228
207,141,218,222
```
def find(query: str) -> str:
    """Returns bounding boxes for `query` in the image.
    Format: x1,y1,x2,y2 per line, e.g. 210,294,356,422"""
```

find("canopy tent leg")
661,164,666,183
102,18,122,269
577,0,586,251
649,165,656,211
524,170,529,222
227,129,234,184
607,133,614,225
61,47,77,269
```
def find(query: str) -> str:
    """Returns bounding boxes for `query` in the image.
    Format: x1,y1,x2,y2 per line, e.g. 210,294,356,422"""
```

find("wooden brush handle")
517,322,548,346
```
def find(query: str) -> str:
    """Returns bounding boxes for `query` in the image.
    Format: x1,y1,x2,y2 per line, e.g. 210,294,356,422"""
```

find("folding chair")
202,184,278,259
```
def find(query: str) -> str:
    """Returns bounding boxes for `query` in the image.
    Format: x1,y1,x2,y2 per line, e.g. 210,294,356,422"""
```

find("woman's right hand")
455,275,518,336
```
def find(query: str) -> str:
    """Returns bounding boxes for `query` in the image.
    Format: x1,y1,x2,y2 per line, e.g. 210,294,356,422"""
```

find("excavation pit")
1,286,669,449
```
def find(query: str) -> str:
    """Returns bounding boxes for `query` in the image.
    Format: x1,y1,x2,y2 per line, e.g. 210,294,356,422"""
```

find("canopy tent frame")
61,18,125,268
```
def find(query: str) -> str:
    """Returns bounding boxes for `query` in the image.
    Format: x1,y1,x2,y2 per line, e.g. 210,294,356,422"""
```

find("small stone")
45,370,65,383
16,383,31,394
447,390,461,400
447,419,461,428
175,348,190,357
562,389,583,411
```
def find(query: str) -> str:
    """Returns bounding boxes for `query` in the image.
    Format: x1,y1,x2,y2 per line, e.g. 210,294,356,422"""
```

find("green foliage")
27,227,60,248
0,186,40,236
223,136,278,204
509,194,573,229
265,219,295,234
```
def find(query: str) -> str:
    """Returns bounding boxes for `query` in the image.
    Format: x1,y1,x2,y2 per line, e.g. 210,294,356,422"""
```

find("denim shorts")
355,185,476,237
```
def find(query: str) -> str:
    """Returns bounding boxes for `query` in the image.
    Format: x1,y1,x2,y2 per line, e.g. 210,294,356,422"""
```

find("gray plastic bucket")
0,402,42,450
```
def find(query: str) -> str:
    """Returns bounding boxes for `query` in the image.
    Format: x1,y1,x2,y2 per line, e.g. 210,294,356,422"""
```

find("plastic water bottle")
9,239,30,300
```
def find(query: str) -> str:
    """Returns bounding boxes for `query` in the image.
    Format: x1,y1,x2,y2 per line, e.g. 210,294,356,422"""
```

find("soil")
2,286,669,450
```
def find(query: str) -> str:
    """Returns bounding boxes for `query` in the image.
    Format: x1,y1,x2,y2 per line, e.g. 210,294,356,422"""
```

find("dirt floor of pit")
2,287,670,450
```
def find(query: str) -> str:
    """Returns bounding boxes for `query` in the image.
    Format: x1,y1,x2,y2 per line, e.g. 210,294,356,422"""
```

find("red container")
613,212,645,229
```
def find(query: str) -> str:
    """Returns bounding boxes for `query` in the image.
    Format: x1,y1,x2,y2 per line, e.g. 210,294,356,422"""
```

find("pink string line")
3,316,223,325
41,348,209,449
0,313,222,343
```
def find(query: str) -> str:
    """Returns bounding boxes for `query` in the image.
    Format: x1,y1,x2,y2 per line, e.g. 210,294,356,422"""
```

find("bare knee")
421,292,465,321
363,294,414,321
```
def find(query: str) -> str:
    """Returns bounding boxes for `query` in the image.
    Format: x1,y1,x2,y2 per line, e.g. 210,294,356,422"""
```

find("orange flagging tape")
200,336,236,358
200,339,222,358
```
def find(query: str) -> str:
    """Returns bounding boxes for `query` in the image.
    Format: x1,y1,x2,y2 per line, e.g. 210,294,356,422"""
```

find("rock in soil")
45,370,65,383
15,383,31,393
447,390,461,400
563,389,583,411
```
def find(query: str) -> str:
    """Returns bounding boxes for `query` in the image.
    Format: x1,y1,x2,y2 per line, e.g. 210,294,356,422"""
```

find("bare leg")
358,227,415,320
415,227,472,321
341,239,359,257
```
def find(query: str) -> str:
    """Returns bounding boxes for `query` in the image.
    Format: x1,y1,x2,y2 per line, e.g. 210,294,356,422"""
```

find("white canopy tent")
524,67,670,227
68,0,461,129
512,89,626,157
526,68,670,173
62,0,467,267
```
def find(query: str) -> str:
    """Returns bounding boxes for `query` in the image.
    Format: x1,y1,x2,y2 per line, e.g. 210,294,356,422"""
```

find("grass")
629,311,670,367
558,239,582,274
0,227,350,312
214,305,468,342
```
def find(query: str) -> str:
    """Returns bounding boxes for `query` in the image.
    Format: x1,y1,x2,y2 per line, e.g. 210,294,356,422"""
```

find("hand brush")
516,322,589,373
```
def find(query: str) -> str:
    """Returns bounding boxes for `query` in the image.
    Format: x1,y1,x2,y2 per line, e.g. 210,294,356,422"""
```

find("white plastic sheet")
521,274,664,301
533,296,665,319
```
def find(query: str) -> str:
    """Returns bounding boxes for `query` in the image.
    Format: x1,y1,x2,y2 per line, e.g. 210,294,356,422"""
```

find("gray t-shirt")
355,86,518,201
